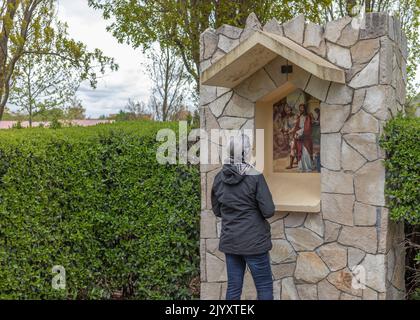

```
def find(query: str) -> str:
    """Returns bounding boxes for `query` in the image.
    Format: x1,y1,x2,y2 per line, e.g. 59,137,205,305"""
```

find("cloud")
57,0,152,118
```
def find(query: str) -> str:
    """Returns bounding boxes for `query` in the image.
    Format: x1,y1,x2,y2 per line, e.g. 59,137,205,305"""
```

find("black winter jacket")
211,164,275,255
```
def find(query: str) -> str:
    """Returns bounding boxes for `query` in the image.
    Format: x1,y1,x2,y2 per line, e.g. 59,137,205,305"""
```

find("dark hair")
299,103,308,116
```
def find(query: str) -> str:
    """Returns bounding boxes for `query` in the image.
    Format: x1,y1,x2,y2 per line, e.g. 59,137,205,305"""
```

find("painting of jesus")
273,90,321,173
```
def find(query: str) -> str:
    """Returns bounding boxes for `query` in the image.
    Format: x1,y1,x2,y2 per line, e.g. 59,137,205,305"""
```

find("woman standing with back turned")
211,134,275,300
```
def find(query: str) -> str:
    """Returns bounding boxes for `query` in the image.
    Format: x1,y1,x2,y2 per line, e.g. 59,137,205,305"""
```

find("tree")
88,0,333,92
32,106,64,122
146,45,191,121
65,96,86,120
125,98,152,119
112,110,131,121
110,99,153,121
0,0,118,120
89,0,418,96
9,39,80,126
1,106,21,120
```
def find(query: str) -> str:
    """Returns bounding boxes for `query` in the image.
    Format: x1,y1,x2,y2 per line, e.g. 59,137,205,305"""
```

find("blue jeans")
225,252,273,300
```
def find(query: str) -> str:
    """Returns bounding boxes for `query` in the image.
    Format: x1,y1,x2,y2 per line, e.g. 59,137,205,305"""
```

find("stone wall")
200,12,406,300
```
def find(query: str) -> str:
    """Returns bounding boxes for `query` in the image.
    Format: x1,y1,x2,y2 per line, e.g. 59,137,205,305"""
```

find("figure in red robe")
292,103,313,172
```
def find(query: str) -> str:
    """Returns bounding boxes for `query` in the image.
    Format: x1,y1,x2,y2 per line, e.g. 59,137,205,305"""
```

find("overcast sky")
57,0,151,118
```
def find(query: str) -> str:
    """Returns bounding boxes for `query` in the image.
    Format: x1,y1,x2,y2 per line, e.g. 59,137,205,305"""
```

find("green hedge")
0,121,200,299
381,116,420,225
381,115,420,299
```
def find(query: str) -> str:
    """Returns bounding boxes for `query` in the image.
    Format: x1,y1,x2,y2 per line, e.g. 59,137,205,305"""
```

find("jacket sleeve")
256,174,275,219
211,176,222,217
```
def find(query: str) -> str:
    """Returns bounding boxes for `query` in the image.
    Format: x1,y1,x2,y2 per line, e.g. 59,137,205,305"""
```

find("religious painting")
273,89,321,173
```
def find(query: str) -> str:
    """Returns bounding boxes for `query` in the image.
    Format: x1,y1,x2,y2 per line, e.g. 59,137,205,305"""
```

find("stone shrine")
199,12,406,300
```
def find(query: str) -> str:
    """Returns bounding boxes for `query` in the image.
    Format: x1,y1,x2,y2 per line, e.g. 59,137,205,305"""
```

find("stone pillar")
199,12,406,300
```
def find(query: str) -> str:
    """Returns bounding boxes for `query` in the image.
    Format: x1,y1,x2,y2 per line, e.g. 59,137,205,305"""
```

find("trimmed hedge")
381,115,420,299
381,116,420,225
0,121,200,299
